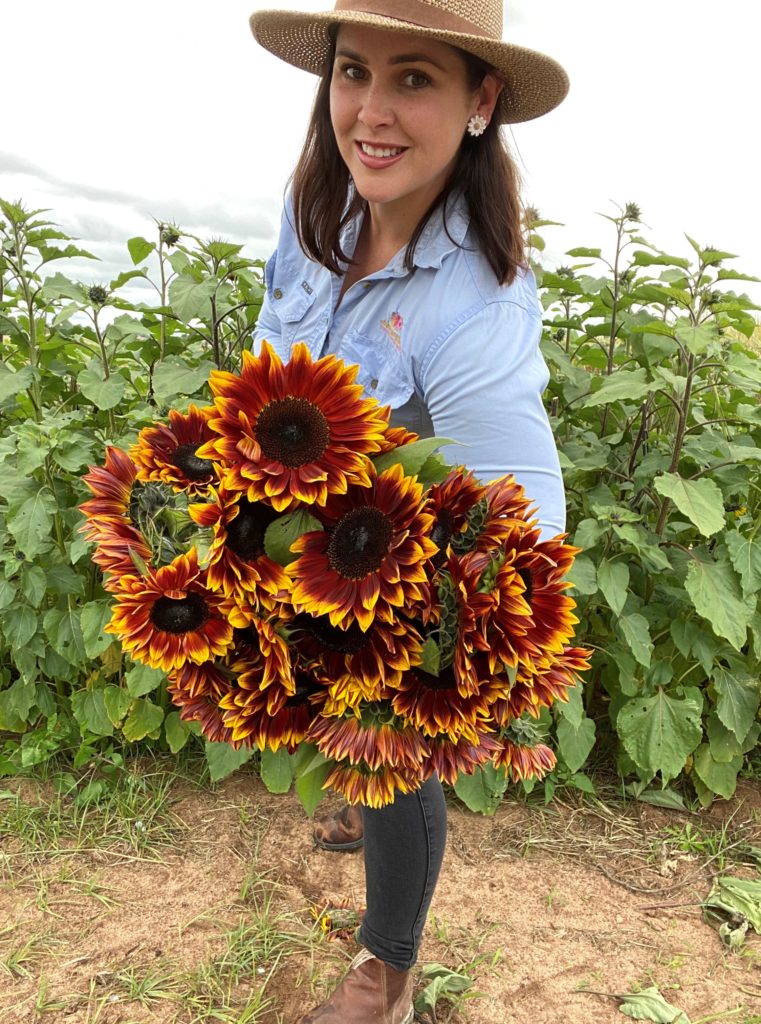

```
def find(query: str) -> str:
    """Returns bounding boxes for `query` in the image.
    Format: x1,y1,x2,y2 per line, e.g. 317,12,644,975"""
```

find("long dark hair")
289,30,527,286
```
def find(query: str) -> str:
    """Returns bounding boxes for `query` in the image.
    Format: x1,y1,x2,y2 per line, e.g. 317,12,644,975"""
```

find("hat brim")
250,9,569,124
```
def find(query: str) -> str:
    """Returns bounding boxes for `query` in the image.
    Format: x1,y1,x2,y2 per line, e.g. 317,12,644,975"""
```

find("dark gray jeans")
357,774,447,971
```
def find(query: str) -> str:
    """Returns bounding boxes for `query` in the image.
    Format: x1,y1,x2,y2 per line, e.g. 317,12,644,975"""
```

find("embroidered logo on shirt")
380,311,404,349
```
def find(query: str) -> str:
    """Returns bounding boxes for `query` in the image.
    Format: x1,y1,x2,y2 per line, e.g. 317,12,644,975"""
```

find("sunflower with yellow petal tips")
80,446,139,523
81,517,152,588
189,485,289,608
323,761,421,809
290,463,438,632
130,404,217,495
308,704,429,772
196,341,389,512
167,661,235,744
421,731,501,787
106,549,234,672
219,666,326,751
493,738,556,782
389,660,502,741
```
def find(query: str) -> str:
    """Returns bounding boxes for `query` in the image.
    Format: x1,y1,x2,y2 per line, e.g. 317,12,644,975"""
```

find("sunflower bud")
88,285,108,307
624,202,641,223
523,206,541,227
160,225,181,247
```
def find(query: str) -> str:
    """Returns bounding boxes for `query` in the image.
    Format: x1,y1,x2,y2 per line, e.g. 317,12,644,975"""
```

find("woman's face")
329,25,497,222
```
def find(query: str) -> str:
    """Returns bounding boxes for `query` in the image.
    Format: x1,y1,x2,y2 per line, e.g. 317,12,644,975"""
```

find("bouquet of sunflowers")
79,342,590,808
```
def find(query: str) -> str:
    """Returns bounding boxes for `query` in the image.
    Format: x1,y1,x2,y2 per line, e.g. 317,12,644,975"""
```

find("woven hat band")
333,0,499,40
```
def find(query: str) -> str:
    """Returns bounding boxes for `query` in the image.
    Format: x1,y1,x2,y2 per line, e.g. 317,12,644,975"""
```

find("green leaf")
583,368,653,408
21,566,47,607
618,986,690,1023
373,437,455,477
652,473,724,537
675,322,720,355
294,750,331,817
2,679,37,723
125,662,165,697
122,698,164,741
597,559,629,616
556,715,596,773
706,711,744,763
205,741,254,782
685,558,752,651
555,680,584,728
618,613,654,668
0,580,17,611
705,877,761,934
617,687,703,783
103,686,131,727
712,665,760,743
566,554,597,595
260,746,294,794
164,711,191,754
152,357,214,403
264,510,323,567
77,365,125,410
81,601,114,658
43,606,86,665
565,247,602,258
168,274,217,321
1,605,38,649
127,236,156,265
7,488,57,559
454,764,507,815
0,365,34,403
693,743,740,800
420,637,441,676
724,532,761,597
416,452,451,487
414,964,474,1015
71,688,114,737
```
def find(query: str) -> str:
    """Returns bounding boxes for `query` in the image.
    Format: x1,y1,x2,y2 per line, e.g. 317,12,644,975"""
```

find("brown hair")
289,31,526,286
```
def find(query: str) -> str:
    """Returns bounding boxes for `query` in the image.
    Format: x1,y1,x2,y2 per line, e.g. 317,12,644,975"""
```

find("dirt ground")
3,768,761,1024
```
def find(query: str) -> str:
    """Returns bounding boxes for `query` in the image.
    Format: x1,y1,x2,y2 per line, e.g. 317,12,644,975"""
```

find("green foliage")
1,195,759,813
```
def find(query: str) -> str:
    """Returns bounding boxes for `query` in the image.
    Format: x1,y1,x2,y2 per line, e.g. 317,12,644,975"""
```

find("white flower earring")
466,113,488,137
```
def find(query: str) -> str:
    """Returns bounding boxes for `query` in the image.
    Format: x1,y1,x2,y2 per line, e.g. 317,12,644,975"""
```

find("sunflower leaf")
373,437,456,478
260,746,294,794
294,747,331,817
617,986,691,1022
264,510,323,566
204,740,254,782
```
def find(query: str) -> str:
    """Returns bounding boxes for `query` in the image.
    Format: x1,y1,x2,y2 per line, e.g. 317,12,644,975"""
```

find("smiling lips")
355,140,408,166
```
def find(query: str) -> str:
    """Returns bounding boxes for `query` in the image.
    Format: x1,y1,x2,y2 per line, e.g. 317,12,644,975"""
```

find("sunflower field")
0,197,759,813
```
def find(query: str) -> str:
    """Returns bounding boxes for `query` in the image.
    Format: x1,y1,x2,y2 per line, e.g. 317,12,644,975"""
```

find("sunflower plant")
79,340,589,810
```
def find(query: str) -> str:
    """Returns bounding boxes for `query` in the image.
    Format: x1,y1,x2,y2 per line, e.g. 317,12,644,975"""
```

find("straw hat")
249,0,569,124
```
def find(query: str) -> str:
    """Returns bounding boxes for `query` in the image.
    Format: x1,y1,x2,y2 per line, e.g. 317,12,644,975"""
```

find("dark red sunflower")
425,468,486,562
81,517,152,588
219,665,326,751
189,484,289,608
106,548,234,671
291,613,423,695
492,739,556,782
490,645,592,725
167,660,235,744
224,613,295,706
476,474,536,553
290,464,438,631
323,762,422,809
80,446,139,522
196,341,389,511
307,705,429,772
388,660,502,741
376,419,419,454
130,404,217,495
420,731,501,787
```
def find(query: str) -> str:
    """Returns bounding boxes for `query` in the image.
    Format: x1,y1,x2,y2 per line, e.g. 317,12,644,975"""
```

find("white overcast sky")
2,0,760,307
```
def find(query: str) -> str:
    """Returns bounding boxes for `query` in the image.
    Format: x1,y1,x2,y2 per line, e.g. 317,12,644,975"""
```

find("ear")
474,71,503,122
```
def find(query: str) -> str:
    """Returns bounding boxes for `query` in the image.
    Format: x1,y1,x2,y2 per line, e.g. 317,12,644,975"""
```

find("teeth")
361,143,404,158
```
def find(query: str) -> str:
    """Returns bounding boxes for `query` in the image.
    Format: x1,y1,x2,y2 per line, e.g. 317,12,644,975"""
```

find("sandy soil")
2,770,761,1023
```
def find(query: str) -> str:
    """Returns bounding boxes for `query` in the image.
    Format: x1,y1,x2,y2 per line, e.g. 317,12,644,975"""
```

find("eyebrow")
335,47,446,71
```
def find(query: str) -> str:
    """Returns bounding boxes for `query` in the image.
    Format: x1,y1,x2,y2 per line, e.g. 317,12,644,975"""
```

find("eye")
337,62,367,81
403,71,431,89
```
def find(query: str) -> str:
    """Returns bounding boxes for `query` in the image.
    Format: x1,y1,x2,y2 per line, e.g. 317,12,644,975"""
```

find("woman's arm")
420,300,566,542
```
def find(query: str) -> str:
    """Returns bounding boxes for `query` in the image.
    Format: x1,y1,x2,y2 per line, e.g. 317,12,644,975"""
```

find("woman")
249,2,569,1020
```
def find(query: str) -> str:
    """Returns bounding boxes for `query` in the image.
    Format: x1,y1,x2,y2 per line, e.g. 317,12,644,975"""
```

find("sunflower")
389,661,502,741
167,660,235,744
420,731,501,787
291,613,423,694
80,446,139,523
307,704,429,772
290,463,438,631
376,419,419,454
476,474,536,553
130,404,217,495
425,468,485,561
196,341,389,511
189,485,289,608
323,762,422,808
492,739,556,782
219,665,325,751
491,645,592,723
224,613,295,706
106,548,234,671
425,551,491,696
81,517,152,587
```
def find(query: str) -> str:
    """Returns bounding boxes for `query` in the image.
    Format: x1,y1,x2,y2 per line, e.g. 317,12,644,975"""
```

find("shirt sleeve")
420,300,566,542
252,248,284,354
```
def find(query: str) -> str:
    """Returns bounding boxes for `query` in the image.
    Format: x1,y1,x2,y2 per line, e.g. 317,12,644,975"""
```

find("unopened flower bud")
88,285,108,306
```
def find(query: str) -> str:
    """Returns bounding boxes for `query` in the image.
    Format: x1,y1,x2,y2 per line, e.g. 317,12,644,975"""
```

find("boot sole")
313,836,364,852
401,1009,414,1024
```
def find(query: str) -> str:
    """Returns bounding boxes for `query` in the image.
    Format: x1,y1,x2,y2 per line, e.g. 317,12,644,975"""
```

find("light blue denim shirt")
253,194,566,541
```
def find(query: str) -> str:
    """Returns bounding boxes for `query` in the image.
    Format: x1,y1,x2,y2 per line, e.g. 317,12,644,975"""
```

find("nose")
357,80,395,130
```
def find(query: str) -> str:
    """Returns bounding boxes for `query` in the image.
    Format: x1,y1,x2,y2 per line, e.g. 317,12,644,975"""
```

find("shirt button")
273,288,283,299
370,378,379,389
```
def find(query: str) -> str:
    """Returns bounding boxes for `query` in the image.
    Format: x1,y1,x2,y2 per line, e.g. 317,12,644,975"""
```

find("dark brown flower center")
226,499,278,560
151,591,209,634
518,568,533,603
255,397,330,468
431,509,454,552
416,666,457,692
287,674,317,707
170,443,214,481
327,507,393,580
298,614,371,655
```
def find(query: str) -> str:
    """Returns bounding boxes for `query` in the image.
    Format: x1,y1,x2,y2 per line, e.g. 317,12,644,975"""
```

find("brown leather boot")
298,948,413,1023
313,802,364,852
